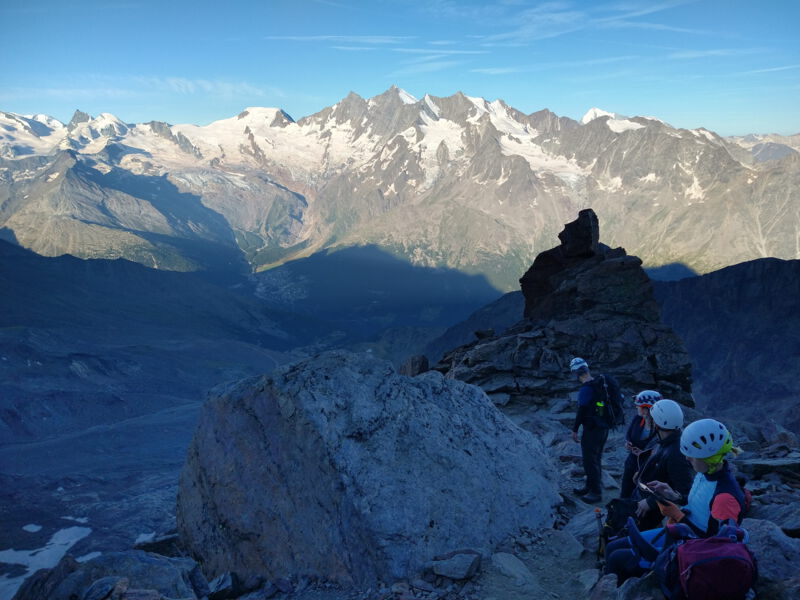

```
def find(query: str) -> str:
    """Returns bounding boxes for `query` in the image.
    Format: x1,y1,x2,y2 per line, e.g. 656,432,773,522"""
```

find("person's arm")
710,493,742,523
573,385,593,432
645,448,694,511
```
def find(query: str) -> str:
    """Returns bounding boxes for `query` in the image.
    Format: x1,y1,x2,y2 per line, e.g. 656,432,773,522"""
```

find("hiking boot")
582,493,602,503
573,487,589,496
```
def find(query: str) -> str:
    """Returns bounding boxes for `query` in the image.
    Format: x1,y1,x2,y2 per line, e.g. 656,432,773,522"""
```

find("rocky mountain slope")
3,89,799,290
653,257,800,433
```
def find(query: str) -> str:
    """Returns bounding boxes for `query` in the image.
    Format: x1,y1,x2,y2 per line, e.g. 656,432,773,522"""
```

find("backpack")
599,498,639,559
591,374,625,429
654,521,757,600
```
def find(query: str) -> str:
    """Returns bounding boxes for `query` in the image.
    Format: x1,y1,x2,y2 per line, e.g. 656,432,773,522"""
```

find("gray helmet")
570,357,589,372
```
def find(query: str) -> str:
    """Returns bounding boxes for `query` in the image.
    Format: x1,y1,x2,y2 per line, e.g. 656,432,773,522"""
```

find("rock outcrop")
177,351,560,586
436,209,693,407
11,551,210,600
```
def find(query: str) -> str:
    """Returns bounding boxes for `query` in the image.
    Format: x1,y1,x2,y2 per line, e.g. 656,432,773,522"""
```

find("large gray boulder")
177,351,559,586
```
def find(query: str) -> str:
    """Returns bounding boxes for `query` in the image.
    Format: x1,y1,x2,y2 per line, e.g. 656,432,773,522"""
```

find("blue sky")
1,0,798,135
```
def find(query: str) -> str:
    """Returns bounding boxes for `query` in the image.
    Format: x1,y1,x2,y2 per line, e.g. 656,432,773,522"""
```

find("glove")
658,501,685,524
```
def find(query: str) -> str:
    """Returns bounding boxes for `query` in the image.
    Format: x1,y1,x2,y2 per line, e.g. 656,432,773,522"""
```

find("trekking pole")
595,507,605,567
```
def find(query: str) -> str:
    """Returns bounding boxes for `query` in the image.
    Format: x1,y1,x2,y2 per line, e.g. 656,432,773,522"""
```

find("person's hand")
572,431,579,443
625,441,633,452
631,447,642,456
657,501,685,523
635,498,650,518
646,481,680,501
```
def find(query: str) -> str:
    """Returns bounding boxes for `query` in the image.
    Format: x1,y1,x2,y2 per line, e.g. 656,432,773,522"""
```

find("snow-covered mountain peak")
581,107,619,124
394,86,418,105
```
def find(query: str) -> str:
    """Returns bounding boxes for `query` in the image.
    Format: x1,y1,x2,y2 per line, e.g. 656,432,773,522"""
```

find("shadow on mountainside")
644,262,698,281
653,257,800,433
0,242,504,574
74,158,249,276
254,244,504,363
0,227,19,245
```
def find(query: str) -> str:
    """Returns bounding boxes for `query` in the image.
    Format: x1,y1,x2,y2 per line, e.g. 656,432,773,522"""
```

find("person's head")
634,390,661,417
649,399,683,435
680,418,734,474
569,357,590,382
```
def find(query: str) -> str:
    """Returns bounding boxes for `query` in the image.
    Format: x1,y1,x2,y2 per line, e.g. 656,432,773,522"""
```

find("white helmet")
681,419,733,459
634,390,662,407
570,357,589,372
650,399,683,430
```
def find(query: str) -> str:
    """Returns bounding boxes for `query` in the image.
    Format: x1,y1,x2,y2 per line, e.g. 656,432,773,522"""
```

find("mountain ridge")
2,87,799,290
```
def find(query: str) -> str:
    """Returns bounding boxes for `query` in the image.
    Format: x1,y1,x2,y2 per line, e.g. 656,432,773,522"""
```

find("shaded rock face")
438,209,693,406
653,257,800,433
177,351,560,586
11,551,209,600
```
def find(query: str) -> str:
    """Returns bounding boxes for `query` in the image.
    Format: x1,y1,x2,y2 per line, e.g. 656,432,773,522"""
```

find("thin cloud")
134,76,284,99
390,60,463,76
482,0,704,44
0,86,135,101
471,67,524,75
392,48,489,55
601,19,710,34
471,55,636,75
264,35,412,44
736,64,800,75
332,46,377,51
668,48,763,59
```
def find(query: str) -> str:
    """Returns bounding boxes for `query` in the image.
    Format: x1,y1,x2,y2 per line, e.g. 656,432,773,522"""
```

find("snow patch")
423,95,441,118
581,107,619,124
499,135,586,179
0,526,91,600
691,129,717,143
606,119,645,133
22,524,42,533
396,88,418,105
77,551,102,562
62,516,89,523
685,175,705,200
639,173,659,183
598,176,623,192
135,531,156,544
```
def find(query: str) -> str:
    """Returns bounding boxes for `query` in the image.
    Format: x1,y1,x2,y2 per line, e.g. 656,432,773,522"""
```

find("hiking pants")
604,527,668,583
581,426,609,495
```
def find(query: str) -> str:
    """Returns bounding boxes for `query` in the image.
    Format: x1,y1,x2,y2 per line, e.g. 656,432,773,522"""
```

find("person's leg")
620,453,637,498
604,537,646,583
582,427,608,495
580,428,599,494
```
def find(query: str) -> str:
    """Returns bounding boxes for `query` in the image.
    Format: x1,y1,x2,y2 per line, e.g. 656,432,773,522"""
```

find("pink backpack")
654,522,757,600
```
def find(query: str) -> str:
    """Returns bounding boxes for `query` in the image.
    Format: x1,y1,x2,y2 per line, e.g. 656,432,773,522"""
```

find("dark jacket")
625,414,655,450
573,373,619,432
636,429,695,512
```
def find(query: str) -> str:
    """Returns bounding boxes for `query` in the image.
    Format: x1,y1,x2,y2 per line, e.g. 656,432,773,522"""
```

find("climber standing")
620,390,660,498
570,357,621,504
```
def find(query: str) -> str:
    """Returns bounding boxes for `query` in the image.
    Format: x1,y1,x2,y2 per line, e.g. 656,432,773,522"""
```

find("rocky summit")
435,208,693,408
176,351,560,587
